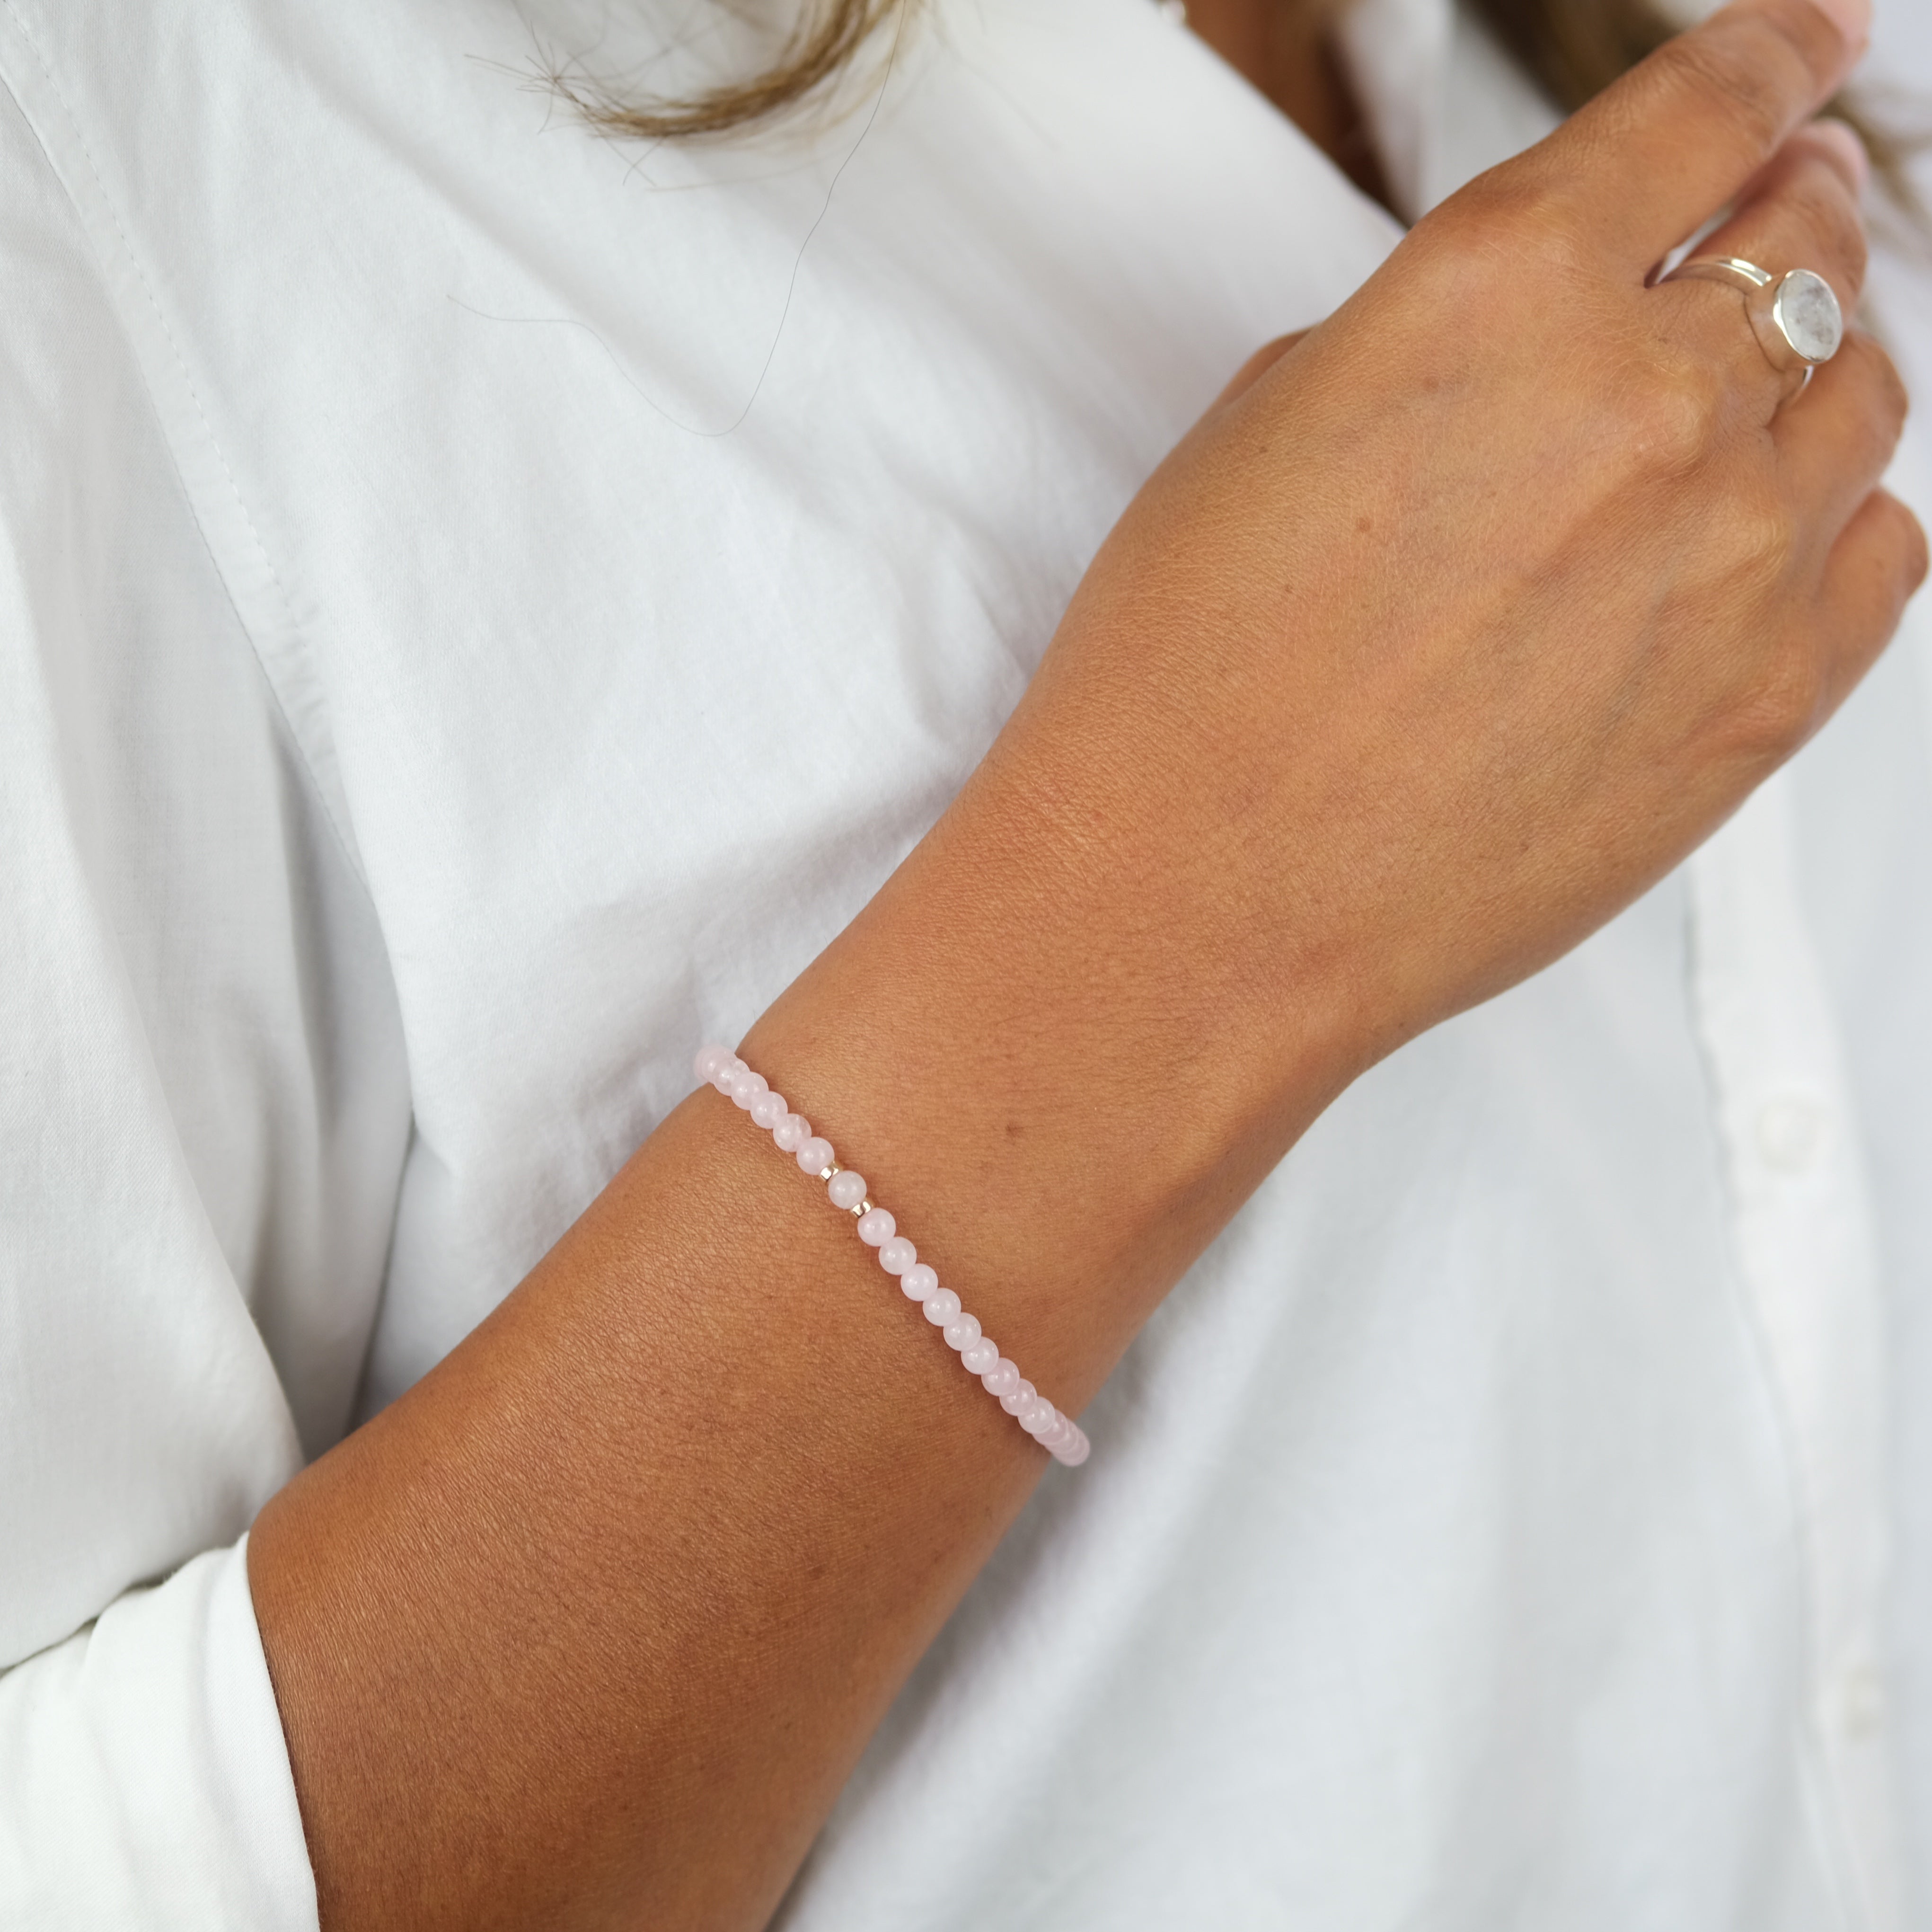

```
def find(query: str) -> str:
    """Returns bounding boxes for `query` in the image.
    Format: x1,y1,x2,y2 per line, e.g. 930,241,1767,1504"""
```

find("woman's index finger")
1531,0,1865,275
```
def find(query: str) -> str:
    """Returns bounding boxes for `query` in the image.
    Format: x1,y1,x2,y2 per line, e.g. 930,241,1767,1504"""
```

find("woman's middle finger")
1773,327,1910,533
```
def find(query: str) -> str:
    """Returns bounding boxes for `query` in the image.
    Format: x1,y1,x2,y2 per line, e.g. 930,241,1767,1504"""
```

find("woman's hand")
970,0,1920,1126
773,0,1921,1336
250,4,1922,1929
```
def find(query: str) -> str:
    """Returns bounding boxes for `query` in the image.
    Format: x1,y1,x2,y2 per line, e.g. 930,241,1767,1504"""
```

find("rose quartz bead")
982,1359,1020,1399
704,1046,1095,1468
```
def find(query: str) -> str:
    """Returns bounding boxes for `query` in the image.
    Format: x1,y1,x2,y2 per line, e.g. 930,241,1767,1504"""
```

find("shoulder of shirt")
0,0,372,887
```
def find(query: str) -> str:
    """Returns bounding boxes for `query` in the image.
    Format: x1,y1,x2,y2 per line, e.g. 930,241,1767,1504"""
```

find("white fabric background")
0,0,1925,1925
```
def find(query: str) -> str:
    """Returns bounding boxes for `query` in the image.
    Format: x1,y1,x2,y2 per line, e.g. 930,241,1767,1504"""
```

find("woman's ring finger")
1661,254,1844,394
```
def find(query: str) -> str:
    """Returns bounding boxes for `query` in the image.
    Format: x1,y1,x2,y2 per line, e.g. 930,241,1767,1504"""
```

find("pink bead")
982,1359,1020,1399
710,1050,1093,1471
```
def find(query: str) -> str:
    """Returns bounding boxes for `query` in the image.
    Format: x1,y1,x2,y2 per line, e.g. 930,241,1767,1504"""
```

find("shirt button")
1828,1661,1886,1741
1756,1093,1828,1173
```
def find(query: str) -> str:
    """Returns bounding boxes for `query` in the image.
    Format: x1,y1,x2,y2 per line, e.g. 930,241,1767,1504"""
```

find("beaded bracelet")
693,1046,1091,1467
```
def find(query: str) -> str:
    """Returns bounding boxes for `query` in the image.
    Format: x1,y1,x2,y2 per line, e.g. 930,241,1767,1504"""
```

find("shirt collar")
1333,0,1562,223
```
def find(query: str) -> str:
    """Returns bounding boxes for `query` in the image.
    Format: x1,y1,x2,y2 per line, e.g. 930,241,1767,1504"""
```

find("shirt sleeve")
0,1544,318,1932
0,59,408,1931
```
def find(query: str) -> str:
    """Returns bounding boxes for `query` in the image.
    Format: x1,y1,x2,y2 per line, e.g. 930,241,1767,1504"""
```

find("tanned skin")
248,2,1920,1925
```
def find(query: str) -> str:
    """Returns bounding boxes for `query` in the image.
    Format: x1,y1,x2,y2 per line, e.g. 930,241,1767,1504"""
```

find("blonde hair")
550,0,1924,233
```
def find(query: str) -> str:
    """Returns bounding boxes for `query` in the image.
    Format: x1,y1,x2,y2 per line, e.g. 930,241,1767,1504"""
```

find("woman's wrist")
738,697,1367,1407
697,1046,1092,1462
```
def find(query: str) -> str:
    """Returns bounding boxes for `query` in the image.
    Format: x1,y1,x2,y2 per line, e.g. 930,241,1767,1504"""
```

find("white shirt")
0,0,1928,1924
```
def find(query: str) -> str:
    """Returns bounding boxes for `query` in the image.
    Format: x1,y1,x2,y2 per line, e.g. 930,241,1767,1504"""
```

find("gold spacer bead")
856,1199,873,1217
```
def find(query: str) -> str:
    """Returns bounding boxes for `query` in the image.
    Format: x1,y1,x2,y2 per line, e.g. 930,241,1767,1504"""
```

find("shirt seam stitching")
0,0,372,902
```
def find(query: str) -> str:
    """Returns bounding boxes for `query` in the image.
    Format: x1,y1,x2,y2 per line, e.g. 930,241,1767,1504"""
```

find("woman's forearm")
248,1,1919,1922
247,713,1331,1931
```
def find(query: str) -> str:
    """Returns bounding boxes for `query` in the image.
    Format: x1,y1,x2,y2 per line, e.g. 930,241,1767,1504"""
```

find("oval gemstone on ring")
1772,270,1843,366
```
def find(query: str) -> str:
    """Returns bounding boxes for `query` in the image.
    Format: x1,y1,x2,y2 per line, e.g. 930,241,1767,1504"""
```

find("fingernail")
1804,0,1871,62
1810,116,1870,191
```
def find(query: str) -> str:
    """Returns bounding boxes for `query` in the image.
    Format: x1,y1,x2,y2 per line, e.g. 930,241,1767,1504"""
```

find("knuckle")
1896,498,1931,592
1782,173,1867,284
1828,334,1910,456
1889,353,1911,426
1618,354,1725,470
1735,488,1798,586
1834,201,1869,286
1862,336,1910,427
1436,166,1583,271
1660,28,1792,155
1733,643,1828,757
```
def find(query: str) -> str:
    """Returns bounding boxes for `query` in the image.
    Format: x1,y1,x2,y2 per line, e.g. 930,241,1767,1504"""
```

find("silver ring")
1660,255,1844,395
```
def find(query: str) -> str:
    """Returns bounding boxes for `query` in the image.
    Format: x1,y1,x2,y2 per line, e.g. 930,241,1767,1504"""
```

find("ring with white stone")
1661,255,1844,397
